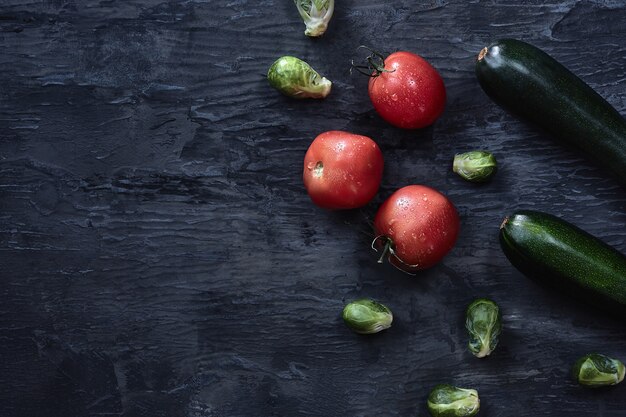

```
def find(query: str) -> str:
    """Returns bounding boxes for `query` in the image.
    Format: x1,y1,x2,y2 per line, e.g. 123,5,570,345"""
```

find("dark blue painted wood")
0,1,625,416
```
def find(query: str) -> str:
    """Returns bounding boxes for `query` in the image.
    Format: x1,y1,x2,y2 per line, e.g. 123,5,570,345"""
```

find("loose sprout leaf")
293,0,334,37
465,298,501,358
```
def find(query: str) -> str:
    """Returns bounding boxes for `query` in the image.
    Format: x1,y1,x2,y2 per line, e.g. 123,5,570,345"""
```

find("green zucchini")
499,210,626,318
476,39,626,184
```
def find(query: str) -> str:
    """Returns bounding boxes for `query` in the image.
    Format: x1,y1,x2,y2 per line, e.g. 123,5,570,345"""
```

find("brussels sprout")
294,0,334,37
427,384,480,417
572,354,625,387
267,56,332,99
342,299,392,334
453,151,497,182
465,298,501,358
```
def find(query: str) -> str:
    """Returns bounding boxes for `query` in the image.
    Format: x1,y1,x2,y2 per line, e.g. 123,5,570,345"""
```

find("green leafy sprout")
453,151,498,182
342,299,393,334
267,56,332,99
572,353,625,387
427,384,480,417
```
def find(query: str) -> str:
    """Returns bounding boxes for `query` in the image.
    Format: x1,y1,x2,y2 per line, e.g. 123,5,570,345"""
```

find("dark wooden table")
1,1,625,416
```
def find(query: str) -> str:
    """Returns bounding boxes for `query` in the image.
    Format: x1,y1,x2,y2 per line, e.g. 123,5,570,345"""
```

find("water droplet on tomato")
391,94,398,101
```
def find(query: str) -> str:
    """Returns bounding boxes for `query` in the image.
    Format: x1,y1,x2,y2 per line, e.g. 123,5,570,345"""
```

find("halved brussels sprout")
453,151,497,182
294,0,334,37
572,353,625,387
427,384,480,417
267,56,332,99
342,299,392,334
465,298,501,358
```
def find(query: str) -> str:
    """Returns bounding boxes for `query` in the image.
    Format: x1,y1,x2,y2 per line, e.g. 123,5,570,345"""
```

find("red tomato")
368,51,446,129
303,131,384,210
373,185,459,272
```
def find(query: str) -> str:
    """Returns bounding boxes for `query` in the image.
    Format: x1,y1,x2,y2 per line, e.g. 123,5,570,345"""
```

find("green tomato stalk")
294,0,334,37
427,384,480,417
342,299,393,334
465,298,502,358
572,354,625,387
453,151,497,182
267,56,332,99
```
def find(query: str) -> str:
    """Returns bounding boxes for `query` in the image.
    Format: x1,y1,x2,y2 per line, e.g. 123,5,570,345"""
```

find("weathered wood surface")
1,1,625,416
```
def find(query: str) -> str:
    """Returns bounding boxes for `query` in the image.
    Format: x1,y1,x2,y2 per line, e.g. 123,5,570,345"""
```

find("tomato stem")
377,239,392,264
371,235,419,275
351,45,395,78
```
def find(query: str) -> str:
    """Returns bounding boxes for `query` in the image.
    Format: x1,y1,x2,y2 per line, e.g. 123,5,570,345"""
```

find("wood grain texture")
0,1,625,416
